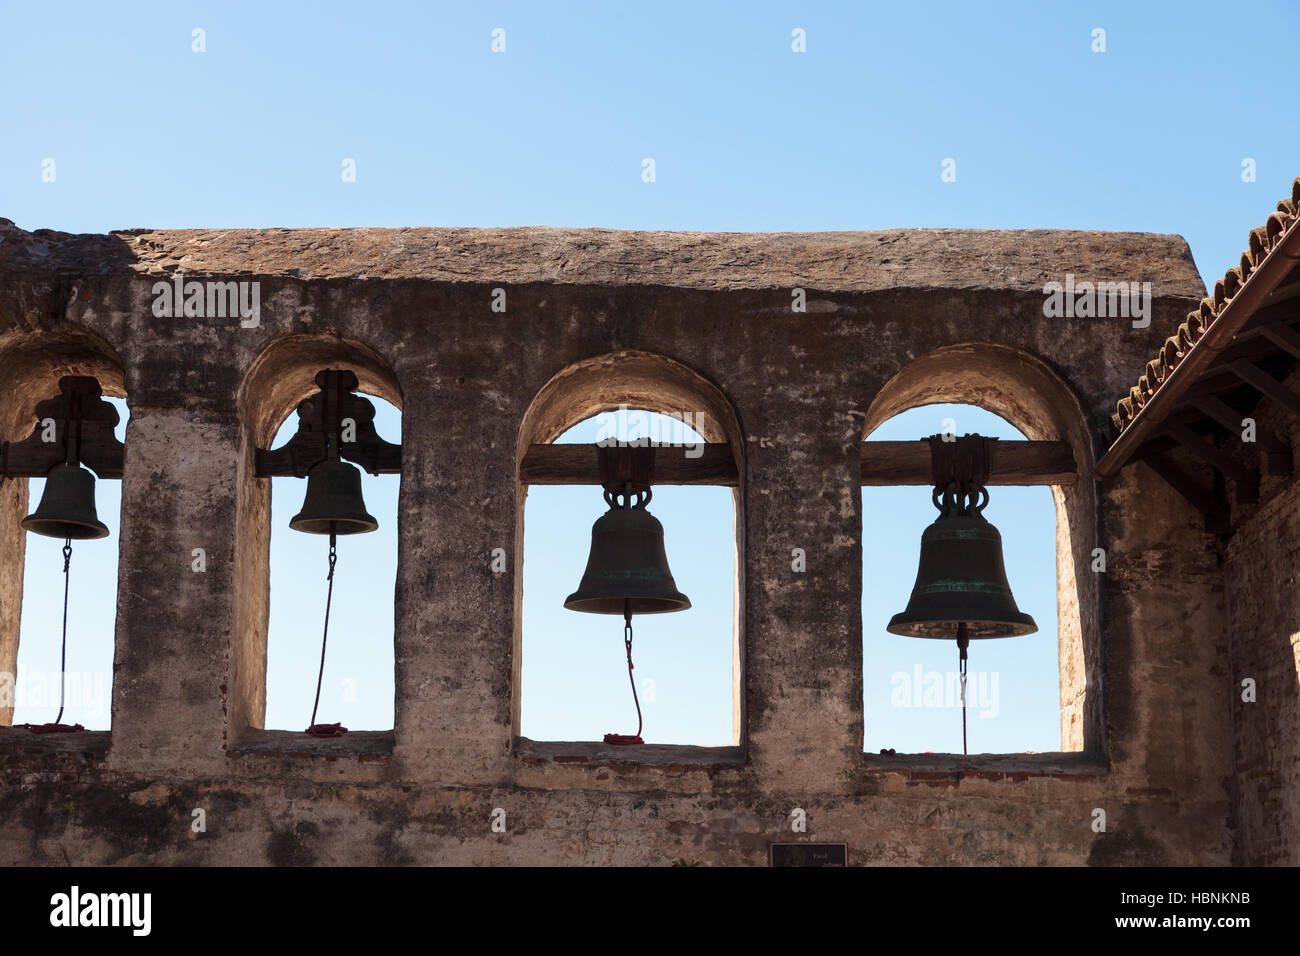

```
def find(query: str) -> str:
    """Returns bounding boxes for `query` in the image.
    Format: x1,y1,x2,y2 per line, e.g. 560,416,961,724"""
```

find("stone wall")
0,220,1248,865
1223,366,1300,865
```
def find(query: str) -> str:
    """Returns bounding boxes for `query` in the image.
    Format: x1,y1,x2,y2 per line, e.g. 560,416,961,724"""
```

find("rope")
957,623,969,756
22,538,85,734
56,539,71,725
306,526,346,738
603,601,644,745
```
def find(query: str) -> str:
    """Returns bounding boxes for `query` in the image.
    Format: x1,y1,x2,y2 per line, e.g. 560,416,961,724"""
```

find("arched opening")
262,394,400,732
863,403,1058,753
13,396,129,729
521,410,733,744
515,350,745,749
863,343,1099,756
0,328,126,730
232,333,403,741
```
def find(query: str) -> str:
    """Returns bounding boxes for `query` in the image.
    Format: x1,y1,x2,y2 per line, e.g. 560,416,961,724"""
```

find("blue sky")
2,1,1297,283
7,2,1297,747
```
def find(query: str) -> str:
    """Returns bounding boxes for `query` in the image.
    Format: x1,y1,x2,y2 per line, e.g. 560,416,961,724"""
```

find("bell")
887,508,1037,640
565,503,691,614
22,463,110,540
289,459,378,535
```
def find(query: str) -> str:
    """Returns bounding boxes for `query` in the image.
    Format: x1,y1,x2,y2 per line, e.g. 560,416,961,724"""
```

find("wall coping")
0,219,1205,298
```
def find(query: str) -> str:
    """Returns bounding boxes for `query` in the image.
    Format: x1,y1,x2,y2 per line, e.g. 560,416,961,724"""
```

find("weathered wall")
1223,366,1300,865
0,220,1247,865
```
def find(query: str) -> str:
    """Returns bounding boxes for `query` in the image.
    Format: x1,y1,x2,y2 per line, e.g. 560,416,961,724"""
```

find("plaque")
769,843,847,867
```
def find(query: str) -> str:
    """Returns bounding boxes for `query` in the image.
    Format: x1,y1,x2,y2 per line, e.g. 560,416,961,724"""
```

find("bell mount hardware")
254,368,401,480
0,375,124,483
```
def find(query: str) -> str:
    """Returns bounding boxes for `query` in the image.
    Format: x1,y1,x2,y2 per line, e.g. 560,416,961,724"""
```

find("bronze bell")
22,463,110,540
289,459,378,535
564,490,691,615
889,434,1035,640
886,503,1037,640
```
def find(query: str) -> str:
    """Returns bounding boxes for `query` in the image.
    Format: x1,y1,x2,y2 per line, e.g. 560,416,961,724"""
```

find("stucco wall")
0,221,1245,865
1223,367,1300,865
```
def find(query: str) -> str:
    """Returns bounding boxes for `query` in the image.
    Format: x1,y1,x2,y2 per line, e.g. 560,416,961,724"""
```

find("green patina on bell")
564,494,691,615
888,433,1037,641
887,506,1037,639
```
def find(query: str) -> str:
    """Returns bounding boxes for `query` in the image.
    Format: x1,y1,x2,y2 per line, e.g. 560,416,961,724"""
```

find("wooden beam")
1144,455,1230,534
520,443,738,486
860,440,1076,486
1190,395,1292,474
1234,290,1300,340
1160,423,1259,503
2,432,124,479
255,370,401,477
1258,322,1300,361
1228,358,1300,420
0,377,125,479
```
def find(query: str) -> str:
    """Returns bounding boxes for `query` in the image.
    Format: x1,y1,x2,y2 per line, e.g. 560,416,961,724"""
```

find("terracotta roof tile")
1111,177,1300,434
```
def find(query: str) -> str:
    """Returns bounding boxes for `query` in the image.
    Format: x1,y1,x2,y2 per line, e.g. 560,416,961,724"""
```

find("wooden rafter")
1227,358,1300,421
1096,222,1300,479
1159,423,1258,503
1190,395,1292,474
1144,455,1230,534
1258,322,1300,360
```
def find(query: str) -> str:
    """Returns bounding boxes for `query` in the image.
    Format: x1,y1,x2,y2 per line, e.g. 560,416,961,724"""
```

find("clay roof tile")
1112,177,1299,434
